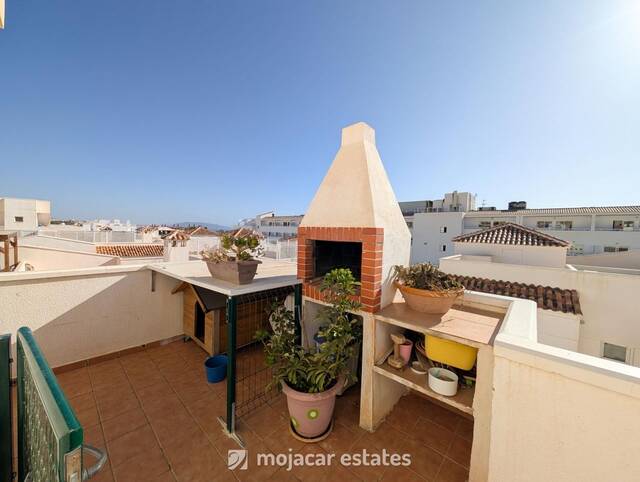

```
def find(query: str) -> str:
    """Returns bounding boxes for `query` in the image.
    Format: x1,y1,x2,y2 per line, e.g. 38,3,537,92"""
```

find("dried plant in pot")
200,230,264,285
393,263,465,314
256,269,362,440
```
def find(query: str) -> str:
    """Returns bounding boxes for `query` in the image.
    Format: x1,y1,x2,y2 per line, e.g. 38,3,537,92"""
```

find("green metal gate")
1,334,12,482
16,327,106,482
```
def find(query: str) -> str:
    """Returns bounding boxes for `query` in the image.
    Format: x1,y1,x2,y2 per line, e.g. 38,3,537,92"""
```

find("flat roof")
148,258,300,296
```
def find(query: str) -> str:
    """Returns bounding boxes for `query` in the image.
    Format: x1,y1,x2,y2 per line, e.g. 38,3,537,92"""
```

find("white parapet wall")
0,265,183,370
488,303,640,482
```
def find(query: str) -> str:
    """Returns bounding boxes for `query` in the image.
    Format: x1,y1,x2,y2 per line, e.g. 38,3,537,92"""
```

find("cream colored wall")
10,245,120,270
487,345,640,481
454,242,567,268
570,249,640,269
0,269,183,369
538,310,580,351
440,255,640,359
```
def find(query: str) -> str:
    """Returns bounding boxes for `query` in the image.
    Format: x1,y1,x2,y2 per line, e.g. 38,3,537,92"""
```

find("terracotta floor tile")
93,382,135,405
344,438,386,481
128,370,167,390
165,434,228,482
83,423,106,450
172,379,212,406
285,444,330,482
98,392,141,422
320,421,364,454
446,436,471,469
244,405,285,439
412,418,455,455
400,437,444,481
384,396,422,435
107,425,159,467
150,407,202,447
59,376,93,398
112,445,169,482
381,464,428,481
435,460,468,482
143,394,185,420
162,429,212,468
102,407,148,442
152,472,176,482
69,392,96,413
91,370,129,391
185,394,226,439
362,421,406,452
76,405,100,428
454,418,473,443
262,423,306,455
419,401,462,433
135,380,174,402
90,461,115,482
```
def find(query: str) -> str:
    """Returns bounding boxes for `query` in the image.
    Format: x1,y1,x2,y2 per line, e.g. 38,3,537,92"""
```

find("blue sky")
1,1,639,225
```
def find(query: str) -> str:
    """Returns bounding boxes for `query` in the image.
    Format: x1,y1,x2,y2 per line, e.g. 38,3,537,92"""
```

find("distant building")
0,197,51,232
240,211,303,241
404,192,640,265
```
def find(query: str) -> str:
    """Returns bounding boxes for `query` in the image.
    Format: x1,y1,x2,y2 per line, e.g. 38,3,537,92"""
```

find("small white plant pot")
428,368,458,397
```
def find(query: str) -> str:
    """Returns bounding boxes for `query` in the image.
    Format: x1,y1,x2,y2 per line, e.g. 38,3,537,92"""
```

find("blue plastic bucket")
204,355,228,383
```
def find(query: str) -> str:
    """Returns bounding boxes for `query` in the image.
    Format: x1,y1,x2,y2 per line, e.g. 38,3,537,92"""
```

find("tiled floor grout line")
86,363,117,481
118,351,179,482
145,343,237,480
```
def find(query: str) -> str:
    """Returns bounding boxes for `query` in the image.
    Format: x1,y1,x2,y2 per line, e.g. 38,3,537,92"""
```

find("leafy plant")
201,230,263,262
393,263,464,291
256,268,362,393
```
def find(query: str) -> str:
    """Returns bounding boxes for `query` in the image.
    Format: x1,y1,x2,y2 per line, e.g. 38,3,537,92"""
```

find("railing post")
226,296,237,434
0,334,11,482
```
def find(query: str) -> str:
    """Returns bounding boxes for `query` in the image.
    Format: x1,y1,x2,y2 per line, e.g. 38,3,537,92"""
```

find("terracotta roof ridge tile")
451,222,570,247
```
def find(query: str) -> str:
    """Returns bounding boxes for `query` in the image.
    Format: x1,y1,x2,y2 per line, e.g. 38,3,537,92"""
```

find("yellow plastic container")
425,335,478,370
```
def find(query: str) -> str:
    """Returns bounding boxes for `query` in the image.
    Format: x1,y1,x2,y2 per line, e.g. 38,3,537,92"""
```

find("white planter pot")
428,368,458,397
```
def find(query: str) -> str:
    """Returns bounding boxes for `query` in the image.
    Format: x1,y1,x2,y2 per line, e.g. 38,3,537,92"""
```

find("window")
537,221,552,229
493,221,506,227
479,221,491,229
14,216,24,223
556,221,573,230
440,226,447,233
604,246,629,253
440,244,447,252
603,342,626,363
406,221,413,228
614,220,635,230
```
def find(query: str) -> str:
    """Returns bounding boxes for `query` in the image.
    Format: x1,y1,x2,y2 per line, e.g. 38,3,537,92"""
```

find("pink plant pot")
281,380,340,438
399,341,413,365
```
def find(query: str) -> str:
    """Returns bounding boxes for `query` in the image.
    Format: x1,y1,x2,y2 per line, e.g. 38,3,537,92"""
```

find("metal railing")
16,327,107,481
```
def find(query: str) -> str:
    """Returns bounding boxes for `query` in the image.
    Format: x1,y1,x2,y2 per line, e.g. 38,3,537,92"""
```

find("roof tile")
452,223,569,247
96,244,164,258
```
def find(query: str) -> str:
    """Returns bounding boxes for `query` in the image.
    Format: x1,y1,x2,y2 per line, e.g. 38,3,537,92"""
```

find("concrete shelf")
373,363,475,417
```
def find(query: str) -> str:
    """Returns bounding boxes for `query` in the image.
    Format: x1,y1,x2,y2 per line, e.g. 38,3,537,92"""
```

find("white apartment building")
404,192,640,265
240,211,303,241
0,197,51,232
440,222,640,364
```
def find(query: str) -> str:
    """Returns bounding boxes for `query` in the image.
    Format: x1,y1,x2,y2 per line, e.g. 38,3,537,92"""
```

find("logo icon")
228,449,248,470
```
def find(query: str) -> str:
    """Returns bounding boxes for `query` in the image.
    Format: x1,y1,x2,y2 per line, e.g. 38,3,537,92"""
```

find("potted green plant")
200,230,263,285
256,268,361,440
393,263,465,314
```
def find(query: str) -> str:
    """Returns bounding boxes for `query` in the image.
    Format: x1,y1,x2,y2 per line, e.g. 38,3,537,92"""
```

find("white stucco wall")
0,268,183,369
538,309,580,351
440,255,640,359
21,235,97,253
488,344,640,481
409,211,465,265
454,242,567,268
570,249,640,269
4,245,120,271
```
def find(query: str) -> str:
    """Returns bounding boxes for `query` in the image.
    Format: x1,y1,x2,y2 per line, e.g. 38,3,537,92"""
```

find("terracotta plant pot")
282,380,340,439
395,282,463,314
205,259,261,285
